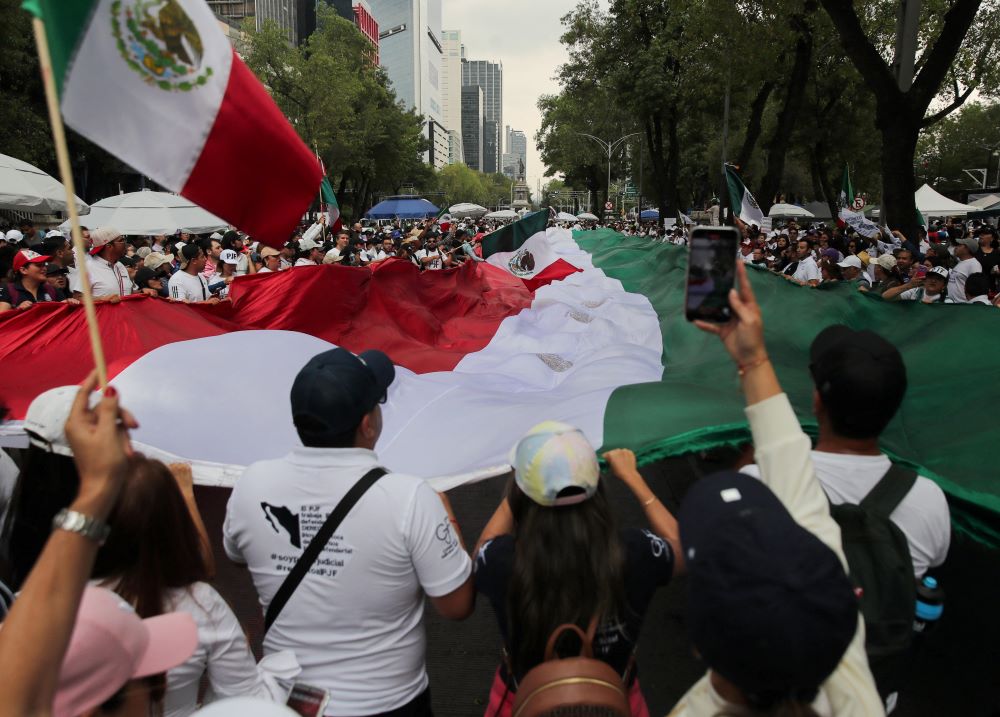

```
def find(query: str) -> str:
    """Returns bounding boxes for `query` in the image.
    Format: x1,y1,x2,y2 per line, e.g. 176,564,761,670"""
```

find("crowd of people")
2,211,996,311
0,215,509,311
0,237,954,715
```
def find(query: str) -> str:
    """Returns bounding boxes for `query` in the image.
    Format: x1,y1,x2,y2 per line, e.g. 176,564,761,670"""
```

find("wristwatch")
52,508,111,545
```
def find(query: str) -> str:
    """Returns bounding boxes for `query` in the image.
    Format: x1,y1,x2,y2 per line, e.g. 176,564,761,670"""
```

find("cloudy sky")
442,0,582,194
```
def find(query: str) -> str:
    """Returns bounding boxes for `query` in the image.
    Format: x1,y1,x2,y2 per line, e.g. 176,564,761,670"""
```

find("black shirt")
474,528,674,684
6,280,57,305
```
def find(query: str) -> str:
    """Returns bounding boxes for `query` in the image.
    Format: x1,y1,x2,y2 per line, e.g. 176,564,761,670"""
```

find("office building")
440,30,464,165
256,0,314,45
369,0,444,167
503,126,527,180
461,85,484,171
207,0,254,22
462,57,502,174
326,0,380,64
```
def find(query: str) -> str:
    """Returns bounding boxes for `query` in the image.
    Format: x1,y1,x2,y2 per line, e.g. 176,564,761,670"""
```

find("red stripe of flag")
182,52,322,248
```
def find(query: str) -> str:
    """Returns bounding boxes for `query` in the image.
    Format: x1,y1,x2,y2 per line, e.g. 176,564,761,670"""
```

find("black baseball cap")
290,348,395,440
679,471,857,697
809,325,906,426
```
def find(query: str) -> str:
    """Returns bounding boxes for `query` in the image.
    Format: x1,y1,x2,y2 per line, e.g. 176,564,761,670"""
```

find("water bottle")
913,576,944,635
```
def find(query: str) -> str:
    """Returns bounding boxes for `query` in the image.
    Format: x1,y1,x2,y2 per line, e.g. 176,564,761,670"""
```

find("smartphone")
685,226,740,323
915,264,928,279
286,682,330,717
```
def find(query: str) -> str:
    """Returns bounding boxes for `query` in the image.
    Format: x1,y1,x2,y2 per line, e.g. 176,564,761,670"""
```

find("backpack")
510,618,630,717
829,464,917,701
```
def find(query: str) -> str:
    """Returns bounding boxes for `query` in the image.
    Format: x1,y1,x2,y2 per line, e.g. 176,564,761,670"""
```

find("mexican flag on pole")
320,177,342,233
2,223,999,546
838,164,854,209
22,0,322,247
724,165,765,227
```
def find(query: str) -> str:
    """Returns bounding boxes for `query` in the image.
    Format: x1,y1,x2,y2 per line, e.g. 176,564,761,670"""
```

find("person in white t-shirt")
169,245,219,304
74,227,134,299
836,254,872,287
885,265,950,303
947,237,982,303
963,272,992,305
739,325,950,579
787,240,821,286
224,348,474,716
293,236,323,267
323,232,350,265
414,236,448,270
257,246,281,273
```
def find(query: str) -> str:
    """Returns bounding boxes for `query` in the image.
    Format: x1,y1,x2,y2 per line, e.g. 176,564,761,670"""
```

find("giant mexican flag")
23,0,322,246
1,225,999,545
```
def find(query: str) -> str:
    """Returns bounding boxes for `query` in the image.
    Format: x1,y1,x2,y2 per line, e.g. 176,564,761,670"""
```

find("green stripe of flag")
480,210,548,259
575,228,1000,548
22,0,95,97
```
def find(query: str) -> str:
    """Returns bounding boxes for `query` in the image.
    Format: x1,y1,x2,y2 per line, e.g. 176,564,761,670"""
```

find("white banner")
839,208,881,239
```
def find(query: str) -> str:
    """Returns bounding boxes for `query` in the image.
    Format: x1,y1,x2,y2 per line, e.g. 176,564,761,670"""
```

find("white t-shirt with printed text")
223,447,472,716
168,271,209,302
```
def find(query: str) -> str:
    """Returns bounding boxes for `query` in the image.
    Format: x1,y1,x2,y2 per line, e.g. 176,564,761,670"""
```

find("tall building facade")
256,0,314,45
461,85,484,171
207,0,254,22
461,58,502,174
326,0,380,64
370,0,445,167
502,126,527,180
440,30,464,165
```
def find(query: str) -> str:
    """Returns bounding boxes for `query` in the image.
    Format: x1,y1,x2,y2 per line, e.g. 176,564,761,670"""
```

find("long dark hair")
0,447,80,590
506,479,627,676
92,455,211,618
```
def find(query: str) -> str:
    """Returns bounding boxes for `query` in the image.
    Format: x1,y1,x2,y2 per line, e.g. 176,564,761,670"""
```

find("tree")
819,0,1000,240
917,101,1000,190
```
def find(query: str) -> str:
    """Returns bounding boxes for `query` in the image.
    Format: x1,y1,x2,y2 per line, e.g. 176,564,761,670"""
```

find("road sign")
604,201,613,210
852,195,866,210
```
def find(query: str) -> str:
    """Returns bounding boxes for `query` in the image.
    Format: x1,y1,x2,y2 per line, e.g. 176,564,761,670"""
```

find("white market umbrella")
969,194,1000,210
914,184,977,217
576,212,599,221
448,202,489,219
0,153,89,215
66,190,228,235
768,203,814,218
556,211,578,222
484,209,518,220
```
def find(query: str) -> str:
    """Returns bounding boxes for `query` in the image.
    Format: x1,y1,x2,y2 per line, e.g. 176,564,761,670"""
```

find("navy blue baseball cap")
679,471,857,699
290,348,395,440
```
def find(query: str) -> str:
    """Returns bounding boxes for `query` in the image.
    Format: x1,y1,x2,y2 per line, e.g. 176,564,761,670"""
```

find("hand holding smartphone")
286,683,330,717
685,226,740,323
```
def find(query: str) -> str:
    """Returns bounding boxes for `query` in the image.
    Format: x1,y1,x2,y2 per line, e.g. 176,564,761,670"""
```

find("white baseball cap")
299,237,321,252
219,249,240,265
837,255,863,270
23,386,87,456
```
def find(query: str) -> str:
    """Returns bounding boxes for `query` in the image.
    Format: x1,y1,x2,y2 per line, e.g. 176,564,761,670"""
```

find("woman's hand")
169,463,195,499
64,373,137,517
603,448,639,484
694,260,767,367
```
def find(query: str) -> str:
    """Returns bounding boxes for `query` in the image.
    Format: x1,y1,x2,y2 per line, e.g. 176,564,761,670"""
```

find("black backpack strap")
264,466,387,634
859,464,918,520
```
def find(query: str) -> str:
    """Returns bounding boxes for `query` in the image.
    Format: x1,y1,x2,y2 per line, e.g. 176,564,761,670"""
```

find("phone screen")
685,226,740,323
286,683,330,717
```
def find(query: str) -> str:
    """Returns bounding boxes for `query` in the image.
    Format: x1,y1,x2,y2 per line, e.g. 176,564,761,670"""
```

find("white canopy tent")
484,209,518,220
915,184,977,217
61,190,228,235
0,153,89,215
448,202,488,218
968,194,1000,210
556,211,578,222
768,203,814,218
576,212,599,221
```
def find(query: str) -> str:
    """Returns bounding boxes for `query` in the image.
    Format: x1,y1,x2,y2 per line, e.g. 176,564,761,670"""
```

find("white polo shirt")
168,270,209,302
792,255,821,284
74,255,133,297
223,447,472,716
740,451,950,577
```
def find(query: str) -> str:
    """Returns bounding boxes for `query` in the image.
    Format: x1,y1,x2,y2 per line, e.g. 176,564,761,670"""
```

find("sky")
442,0,581,196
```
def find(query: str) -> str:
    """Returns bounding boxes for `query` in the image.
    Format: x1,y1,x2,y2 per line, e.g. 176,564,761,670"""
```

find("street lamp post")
575,132,641,212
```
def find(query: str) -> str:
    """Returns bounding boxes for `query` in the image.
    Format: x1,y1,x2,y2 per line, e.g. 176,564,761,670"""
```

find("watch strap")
52,508,111,545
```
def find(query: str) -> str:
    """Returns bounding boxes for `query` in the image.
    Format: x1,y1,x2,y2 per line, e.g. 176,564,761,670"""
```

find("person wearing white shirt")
73,227,133,299
257,246,281,273
294,236,323,267
322,233,350,265
788,239,821,285
169,245,217,304
948,237,983,303
414,237,448,270
964,272,992,305
224,348,474,716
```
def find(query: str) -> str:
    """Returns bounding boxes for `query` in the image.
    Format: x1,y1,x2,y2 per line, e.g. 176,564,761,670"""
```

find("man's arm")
882,279,921,301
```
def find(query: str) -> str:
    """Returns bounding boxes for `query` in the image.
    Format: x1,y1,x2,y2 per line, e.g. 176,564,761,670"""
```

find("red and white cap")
12,249,51,273
89,227,123,255
54,587,197,717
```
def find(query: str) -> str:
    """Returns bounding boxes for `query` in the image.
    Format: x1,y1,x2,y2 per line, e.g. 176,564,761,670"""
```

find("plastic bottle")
913,575,944,635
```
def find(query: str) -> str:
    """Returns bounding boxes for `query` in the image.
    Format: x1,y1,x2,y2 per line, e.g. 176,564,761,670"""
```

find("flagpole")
31,17,108,387
314,143,326,244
